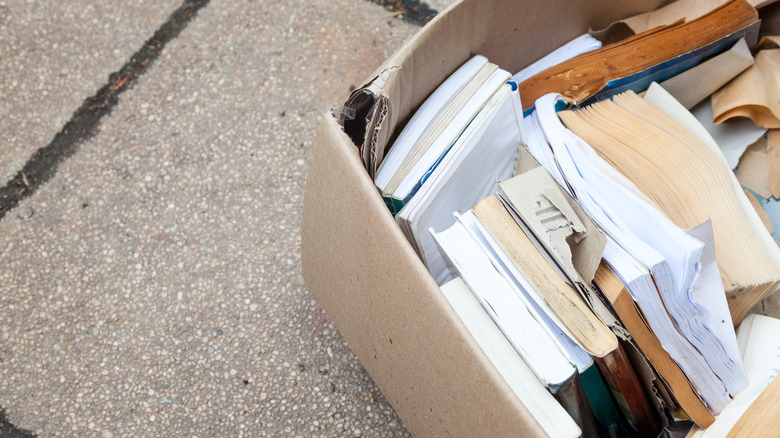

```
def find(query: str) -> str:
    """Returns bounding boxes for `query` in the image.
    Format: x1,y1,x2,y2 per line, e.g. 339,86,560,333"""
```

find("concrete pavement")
0,0,181,184
0,0,420,436
1,0,777,437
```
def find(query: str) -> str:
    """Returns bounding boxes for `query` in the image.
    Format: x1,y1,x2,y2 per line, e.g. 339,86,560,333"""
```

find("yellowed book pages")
473,196,617,357
725,374,780,436
558,91,780,324
712,49,780,128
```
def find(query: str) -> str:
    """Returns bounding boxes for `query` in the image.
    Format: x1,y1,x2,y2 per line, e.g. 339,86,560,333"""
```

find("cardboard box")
301,0,674,436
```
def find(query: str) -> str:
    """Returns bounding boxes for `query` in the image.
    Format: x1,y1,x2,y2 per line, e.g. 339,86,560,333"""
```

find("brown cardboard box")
301,0,675,436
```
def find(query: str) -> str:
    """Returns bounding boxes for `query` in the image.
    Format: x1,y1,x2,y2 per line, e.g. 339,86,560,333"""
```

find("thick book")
528,92,736,415
517,0,758,112
396,82,523,285
558,91,780,326
431,218,578,388
472,195,617,357
375,57,510,213
594,263,715,428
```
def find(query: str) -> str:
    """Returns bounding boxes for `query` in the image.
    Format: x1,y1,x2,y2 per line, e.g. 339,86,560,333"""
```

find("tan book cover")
473,195,617,357
594,263,715,427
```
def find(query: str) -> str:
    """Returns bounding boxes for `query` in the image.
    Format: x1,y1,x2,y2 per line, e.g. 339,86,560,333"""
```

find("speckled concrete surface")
0,0,181,184
0,0,418,436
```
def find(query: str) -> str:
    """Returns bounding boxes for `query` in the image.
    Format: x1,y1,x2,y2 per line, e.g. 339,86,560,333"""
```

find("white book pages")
431,219,576,387
524,110,568,187
397,84,522,284
531,93,731,413
512,34,602,84
689,314,780,437
375,55,488,189
440,277,581,438
394,68,511,200
457,211,594,372
685,220,746,390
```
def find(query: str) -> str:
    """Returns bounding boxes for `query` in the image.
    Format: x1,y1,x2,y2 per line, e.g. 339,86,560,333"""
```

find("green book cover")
580,364,631,438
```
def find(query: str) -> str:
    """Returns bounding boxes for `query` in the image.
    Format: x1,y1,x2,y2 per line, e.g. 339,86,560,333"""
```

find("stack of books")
359,0,780,436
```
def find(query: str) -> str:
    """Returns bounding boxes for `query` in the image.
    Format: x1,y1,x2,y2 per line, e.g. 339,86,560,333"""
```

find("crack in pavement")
364,0,438,26
0,0,212,221
0,0,213,434
0,408,35,438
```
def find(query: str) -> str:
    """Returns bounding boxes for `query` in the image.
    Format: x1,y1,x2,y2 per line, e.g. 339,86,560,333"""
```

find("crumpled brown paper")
712,48,780,128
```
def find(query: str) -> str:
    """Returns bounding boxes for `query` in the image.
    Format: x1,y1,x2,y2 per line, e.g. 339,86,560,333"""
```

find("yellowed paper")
618,0,772,34
768,130,780,198
712,49,780,128
736,136,772,198
658,38,753,109
744,189,775,233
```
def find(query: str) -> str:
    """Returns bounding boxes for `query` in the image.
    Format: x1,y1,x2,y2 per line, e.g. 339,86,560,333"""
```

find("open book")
527,92,745,414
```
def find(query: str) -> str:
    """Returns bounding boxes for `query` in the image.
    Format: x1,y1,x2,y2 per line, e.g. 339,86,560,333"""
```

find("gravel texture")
0,0,417,436
0,0,181,184
3,0,779,437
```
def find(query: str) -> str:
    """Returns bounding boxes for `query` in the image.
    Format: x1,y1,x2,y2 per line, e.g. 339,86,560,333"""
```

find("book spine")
550,372,601,438
594,344,661,437
580,364,632,438
381,194,405,216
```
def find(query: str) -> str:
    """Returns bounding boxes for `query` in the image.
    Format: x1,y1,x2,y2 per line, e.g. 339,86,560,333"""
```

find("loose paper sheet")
500,163,606,284
614,0,774,35
736,136,772,198
712,49,780,128
690,98,766,169
658,38,753,109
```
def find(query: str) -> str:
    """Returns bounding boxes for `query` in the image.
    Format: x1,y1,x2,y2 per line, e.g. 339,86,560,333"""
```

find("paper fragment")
658,38,754,110
499,167,605,284
690,98,766,169
603,0,771,35
767,130,780,198
744,189,775,234
712,49,780,128
736,136,772,198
